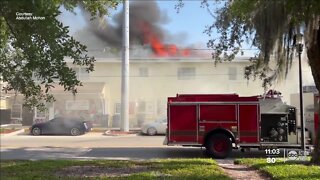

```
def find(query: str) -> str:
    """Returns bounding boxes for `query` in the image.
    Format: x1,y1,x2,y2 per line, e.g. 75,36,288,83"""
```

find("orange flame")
139,21,190,57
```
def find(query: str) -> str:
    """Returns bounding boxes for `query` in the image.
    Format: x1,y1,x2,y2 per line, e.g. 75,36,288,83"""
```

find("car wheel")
70,127,81,136
147,127,157,136
32,127,41,136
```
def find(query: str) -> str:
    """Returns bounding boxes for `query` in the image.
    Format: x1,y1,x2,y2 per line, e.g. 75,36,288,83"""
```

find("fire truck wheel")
205,134,232,159
147,127,157,136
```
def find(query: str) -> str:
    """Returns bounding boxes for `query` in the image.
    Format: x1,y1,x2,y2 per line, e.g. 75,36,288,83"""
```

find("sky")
59,0,218,49
155,1,215,46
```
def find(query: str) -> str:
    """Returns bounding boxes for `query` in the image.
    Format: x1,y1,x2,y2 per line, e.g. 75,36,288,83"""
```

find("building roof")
65,56,253,63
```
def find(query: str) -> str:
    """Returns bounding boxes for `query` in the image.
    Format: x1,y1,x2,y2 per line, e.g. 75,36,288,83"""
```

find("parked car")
30,117,91,136
141,118,167,135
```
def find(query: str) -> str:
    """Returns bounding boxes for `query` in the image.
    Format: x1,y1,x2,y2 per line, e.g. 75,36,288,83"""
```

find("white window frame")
177,67,196,80
35,107,47,119
11,104,22,120
65,100,89,110
114,102,121,114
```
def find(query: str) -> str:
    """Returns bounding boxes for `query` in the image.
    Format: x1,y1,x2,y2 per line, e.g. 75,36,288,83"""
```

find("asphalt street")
1,132,166,148
0,132,266,160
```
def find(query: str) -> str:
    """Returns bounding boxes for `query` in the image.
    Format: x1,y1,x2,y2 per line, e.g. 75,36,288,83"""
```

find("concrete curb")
1,129,25,136
101,129,140,137
102,130,139,137
103,134,138,137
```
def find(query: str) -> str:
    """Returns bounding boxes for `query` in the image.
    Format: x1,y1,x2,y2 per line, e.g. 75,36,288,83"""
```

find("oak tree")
0,0,119,110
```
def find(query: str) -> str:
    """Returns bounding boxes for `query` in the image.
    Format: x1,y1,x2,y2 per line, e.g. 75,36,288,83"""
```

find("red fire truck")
165,91,319,158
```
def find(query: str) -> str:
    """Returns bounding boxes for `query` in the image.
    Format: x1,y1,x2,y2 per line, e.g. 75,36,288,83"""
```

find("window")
137,101,154,114
139,67,149,77
114,103,121,114
32,72,59,82
66,100,89,110
35,107,47,119
79,67,89,79
129,102,135,114
177,67,195,80
115,102,136,114
303,85,318,93
228,67,237,80
114,102,136,114
72,67,89,80
137,101,146,113
11,104,22,119
157,99,166,116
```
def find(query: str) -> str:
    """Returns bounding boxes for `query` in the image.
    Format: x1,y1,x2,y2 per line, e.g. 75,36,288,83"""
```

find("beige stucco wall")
2,57,313,127
76,57,313,127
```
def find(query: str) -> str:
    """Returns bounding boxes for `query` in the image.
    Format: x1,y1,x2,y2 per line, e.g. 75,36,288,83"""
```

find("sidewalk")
102,130,140,137
90,127,141,136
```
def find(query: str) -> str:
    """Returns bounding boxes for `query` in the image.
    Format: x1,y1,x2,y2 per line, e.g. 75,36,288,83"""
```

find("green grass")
0,159,231,180
235,158,320,180
0,127,16,134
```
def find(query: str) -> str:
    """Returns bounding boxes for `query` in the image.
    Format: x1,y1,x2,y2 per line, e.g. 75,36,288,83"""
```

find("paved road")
0,133,266,160
1,133,166,148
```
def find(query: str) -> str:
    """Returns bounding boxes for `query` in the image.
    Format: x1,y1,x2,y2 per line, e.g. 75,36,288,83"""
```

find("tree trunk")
306,15,320,164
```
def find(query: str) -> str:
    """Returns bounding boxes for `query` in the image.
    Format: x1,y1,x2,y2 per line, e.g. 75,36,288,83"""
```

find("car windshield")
156,119,167,123
49,117,64,123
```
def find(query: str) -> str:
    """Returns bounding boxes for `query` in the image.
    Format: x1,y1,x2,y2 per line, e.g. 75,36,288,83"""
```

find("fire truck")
165,90,319,158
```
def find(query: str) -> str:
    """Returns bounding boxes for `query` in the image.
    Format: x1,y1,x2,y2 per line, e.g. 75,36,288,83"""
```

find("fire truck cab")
165,91,318,158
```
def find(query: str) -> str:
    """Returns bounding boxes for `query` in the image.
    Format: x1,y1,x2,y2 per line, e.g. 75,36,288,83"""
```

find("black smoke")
83,0,169,48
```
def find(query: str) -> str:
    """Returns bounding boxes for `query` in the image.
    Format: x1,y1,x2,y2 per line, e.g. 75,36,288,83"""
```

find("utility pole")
120,0,129,132
294,33,305,152
298,44,305,152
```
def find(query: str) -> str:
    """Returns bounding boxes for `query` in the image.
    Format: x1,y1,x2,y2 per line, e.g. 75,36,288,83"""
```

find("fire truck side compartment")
199,104,237,145
260,113,288,142
167,94,260,146
168,105,198,143
238,104,260,143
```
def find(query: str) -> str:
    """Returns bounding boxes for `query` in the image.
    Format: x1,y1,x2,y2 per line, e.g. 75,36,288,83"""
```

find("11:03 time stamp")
264,148,309,163
265,148,281,163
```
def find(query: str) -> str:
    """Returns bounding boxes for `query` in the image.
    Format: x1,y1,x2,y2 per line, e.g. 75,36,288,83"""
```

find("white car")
141,118,167,135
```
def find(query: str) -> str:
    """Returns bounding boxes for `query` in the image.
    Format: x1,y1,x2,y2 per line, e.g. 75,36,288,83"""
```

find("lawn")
0,128,17,134
235,158,320,180
0,159,231,179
